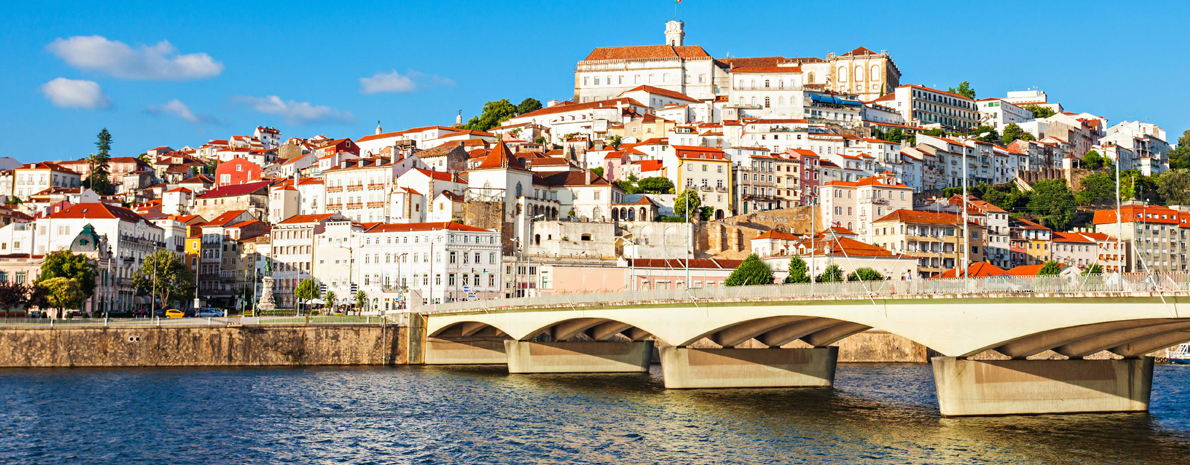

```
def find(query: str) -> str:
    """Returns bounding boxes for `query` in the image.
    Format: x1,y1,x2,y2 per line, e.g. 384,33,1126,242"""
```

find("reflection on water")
0,363,1188,464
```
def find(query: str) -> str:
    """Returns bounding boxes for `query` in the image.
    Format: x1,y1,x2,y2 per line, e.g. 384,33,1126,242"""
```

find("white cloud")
234,95,355,124
147,99,219,125
40,78,111,109
359,69,456,94
46,35,223,81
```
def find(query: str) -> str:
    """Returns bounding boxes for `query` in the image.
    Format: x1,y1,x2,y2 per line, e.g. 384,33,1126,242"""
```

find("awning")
810,94,861,106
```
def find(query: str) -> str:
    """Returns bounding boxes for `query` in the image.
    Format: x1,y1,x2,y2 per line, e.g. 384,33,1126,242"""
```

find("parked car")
197,308,224,318
164,309,185,319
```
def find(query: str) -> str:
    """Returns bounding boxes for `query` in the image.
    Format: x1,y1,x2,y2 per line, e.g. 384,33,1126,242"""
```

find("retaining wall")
0,325,406,368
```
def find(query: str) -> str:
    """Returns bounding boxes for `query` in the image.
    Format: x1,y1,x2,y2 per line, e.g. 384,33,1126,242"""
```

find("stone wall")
0,325,406,368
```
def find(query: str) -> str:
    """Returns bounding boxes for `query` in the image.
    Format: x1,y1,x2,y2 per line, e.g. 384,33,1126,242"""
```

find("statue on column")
258,259,277,312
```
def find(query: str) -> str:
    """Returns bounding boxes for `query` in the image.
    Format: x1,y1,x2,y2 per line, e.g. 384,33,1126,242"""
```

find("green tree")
516,98,542,115
325,290,338,308
1120,170,1162,204
638,176,674,194
948,81,976,99
1076,172,1117,206
0,281,31,311
39,277,85,319
609,135,623,149
131,249,195,311
673,188,702,222
1170,129,1190,170
612,180,642,194
1156,169,1190,205
463,99,518,131
354,290,369,311
1023,104,1056,119
1080,150,1112,171
295,279,320,303
204,159,218,175
1082,263,1103,275
847,267,884,281
816,264,844,283
971,125,999,143
88,128,114,195
137,152,151,164
1001,123,1034,145
534,136,547,144
1037,260,1062,276
724,254,774,286
784,256,811,283
924,128,946,137
591,167,604,178
1027,179,1077,231
883,127,906,144
37,250,96,301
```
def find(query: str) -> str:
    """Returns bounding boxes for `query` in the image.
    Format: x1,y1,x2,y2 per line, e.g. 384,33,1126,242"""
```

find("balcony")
346,202,363,209
326,186,343,193
326,203,343,210
366,201,385,208
346,185,364,192
368,183,385,190
699,185,712,192
716,187,728,193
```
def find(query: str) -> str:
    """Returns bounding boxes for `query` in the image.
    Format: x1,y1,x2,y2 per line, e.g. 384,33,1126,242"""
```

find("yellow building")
664,146,732,220
872,209,985,277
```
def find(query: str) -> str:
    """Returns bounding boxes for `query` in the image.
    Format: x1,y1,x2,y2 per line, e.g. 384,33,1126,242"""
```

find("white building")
977,98,1033,132
355,222,502,306
820,172,913,242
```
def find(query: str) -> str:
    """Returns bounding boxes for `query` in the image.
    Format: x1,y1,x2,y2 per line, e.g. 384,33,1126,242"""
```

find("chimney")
585,166,592,185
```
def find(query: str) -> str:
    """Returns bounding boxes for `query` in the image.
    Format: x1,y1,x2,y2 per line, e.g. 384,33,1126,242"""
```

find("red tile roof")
935,262,1008,278
873,209,961,226
278,214,338,225
582,45,711,61
474,141,525,171
622,85,699,103
731,66,803,74
1005,264,1051,276
195,180,271,198
363,222,493,233
46,203,157,227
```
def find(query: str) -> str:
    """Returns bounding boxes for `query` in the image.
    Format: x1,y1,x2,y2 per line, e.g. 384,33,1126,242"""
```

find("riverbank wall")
0,325,406,368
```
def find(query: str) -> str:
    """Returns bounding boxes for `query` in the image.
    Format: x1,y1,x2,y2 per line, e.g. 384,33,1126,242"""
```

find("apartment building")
820,172,912,242
871,209,985,277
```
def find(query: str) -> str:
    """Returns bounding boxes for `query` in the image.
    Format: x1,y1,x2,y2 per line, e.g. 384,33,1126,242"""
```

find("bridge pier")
505,340,653,374
659,346,838,389
424,337,509,365
932,356,1153,417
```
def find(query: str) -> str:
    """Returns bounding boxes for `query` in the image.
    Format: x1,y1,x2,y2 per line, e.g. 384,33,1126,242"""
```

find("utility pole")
1115,153,1122,275
685,189,691,288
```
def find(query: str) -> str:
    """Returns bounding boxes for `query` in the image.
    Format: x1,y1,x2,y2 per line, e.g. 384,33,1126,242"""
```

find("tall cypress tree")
89,128,114,195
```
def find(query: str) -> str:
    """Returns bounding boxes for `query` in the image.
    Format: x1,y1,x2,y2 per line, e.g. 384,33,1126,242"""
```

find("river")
1,363,1189,464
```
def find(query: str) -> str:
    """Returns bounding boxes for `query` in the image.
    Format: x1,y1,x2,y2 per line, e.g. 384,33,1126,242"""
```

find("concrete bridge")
411,274,1190,417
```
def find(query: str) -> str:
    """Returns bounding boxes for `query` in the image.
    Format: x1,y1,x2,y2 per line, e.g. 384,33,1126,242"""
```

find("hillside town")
2,21,1189,317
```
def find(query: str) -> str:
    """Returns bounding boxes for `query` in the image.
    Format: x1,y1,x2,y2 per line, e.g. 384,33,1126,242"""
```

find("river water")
1,363,1189,464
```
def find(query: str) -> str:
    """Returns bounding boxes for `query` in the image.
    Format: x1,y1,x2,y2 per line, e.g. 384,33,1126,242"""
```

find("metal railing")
0,315,395,328
423,272,1190,314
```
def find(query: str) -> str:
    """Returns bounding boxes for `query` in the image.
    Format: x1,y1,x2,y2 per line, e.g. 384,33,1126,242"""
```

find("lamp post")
961,132,991,287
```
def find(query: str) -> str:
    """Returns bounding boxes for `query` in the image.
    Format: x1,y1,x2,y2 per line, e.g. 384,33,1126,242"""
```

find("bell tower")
665,20,684,47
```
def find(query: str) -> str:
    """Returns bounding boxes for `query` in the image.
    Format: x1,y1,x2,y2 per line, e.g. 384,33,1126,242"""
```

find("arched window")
750,97,757,106
855,65,864,81
777,96,785,106
750,79,756,89
764,97,771,108
871,64,880,81
515,182,522,198
838,66,847,82
764,79,770,88
807,72,815,83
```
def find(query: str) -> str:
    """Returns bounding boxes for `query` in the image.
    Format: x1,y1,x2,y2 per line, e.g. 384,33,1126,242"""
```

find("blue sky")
4,0,1188,162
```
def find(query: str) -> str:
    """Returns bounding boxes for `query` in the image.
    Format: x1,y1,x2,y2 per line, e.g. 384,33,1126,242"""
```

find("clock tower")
665,20,684,47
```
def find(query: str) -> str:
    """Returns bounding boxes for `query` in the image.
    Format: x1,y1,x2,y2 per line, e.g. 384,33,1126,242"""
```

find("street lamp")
961,132,991,288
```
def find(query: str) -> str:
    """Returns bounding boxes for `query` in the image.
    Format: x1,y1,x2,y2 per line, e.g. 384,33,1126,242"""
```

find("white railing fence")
423,272,1190,314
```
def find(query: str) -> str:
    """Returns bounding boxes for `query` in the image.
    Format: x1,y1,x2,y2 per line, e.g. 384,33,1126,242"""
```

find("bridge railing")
424,272,1190,314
